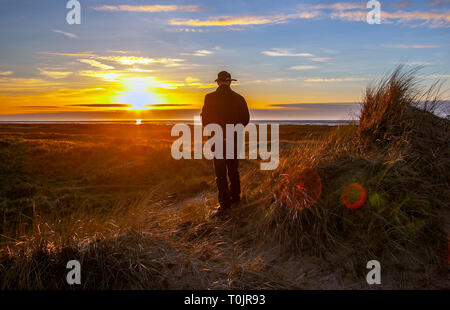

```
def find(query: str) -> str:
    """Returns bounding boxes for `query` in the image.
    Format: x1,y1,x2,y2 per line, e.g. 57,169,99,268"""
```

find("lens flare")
279,166,322,210
341,183,367,209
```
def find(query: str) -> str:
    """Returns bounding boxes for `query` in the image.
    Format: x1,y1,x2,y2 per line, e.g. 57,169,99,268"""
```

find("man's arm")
201,95,211,126
240,97,250,126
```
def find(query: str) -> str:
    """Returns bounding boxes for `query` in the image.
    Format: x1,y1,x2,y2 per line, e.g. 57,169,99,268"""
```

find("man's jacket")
201,85,250,129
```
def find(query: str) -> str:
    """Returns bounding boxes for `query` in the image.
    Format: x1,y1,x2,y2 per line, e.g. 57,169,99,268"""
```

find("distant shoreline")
0,119,357,126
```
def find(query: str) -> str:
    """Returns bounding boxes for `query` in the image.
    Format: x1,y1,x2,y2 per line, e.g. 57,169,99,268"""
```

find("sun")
119,77,158,110
122,91,154,110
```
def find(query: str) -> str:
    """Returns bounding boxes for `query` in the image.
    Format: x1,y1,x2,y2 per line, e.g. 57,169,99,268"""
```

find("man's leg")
213,158,231,208
227,158,240,203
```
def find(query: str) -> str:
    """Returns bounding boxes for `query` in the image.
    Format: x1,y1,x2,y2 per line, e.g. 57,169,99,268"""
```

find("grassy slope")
0,124,342,289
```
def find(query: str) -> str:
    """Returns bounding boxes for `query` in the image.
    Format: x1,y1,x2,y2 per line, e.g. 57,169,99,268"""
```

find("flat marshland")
0,67,449,289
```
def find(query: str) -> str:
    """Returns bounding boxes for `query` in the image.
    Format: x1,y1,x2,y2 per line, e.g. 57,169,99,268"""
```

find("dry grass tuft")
243,66,449,283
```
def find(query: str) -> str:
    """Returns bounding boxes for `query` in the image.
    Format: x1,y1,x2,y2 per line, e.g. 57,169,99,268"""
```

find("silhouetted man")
201,71,250,216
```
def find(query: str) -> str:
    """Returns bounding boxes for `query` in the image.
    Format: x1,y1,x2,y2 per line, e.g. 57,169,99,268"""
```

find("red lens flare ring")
341,183,367,209
279,165,322,210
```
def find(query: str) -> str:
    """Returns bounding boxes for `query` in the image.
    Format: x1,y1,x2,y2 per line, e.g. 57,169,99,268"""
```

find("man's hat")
215,71,237,82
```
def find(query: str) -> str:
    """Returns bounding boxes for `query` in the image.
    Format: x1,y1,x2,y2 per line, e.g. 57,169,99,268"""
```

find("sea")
0,120,357,126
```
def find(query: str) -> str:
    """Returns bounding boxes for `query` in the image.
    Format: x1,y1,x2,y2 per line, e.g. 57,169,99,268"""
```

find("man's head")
215,71,236,86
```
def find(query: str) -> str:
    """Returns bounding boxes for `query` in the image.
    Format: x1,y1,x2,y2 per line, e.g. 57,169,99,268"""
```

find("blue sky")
0,0,449,120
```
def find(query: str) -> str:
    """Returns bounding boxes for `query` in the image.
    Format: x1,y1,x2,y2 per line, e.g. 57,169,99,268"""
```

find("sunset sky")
0,0,449,121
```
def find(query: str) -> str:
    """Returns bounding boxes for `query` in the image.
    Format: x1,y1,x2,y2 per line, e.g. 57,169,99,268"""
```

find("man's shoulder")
204,90,218,101
230,89,246,101
206,89,219,96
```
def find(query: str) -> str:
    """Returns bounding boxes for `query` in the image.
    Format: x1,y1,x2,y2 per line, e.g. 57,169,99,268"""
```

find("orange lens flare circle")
279,166,322,210
341,183,367,209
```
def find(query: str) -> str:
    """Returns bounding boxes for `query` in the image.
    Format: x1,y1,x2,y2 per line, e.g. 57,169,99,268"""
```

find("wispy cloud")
391,0,412,9
308,3,365,10
39,52,96,57
185,77,199,83
70,104,131,108
270,102,359,110
383,44,441,48
0,78,62,93
165,2,449,29
310,57,334,62
78,59,115,70
263,103,361,120
423,74,450,79
145,103,191,107
400,61,433,66
169,11,319,27
17,105,62,110
240,78,301,84
40,52,185,67
0,71,13,76
79,71,121,81
38,68,72,79
304,77,369,83
173,28,205,33
108,50,129,54
170,15,287,26
428,0,450,7
182,76,216,88
262,49,313,57
52,29,78,39
181,49,214,56
290,65,318,70
96,56,184,66
185,83,216,89
127,68,154,73
92,5,205,12
323,4,450,28
95,56,153,65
